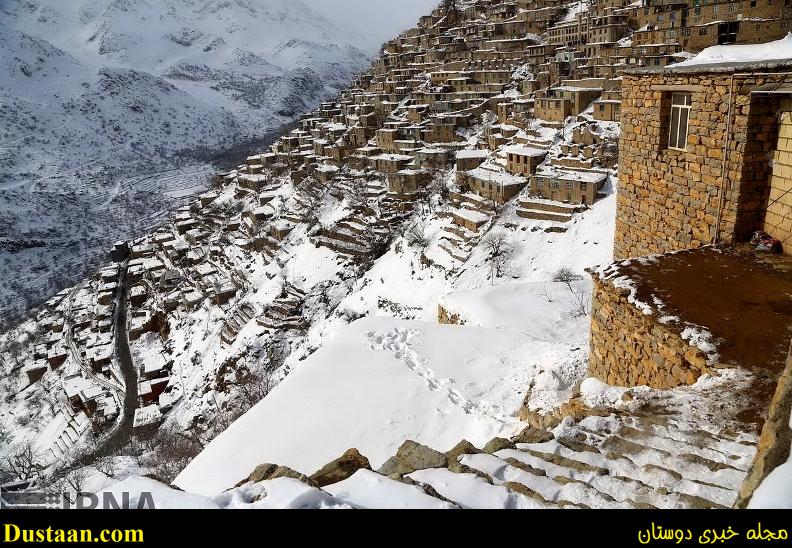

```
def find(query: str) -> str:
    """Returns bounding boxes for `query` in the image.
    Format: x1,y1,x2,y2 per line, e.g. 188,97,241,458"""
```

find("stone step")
459,452,627,508
624,416,757,461
312,236,373,257
496,447,685,509
438,241,470,263
613,424,753,473
515,439,736,508
407,467,548,509
516,208,573,223
517,198,583,215
575,428,746,492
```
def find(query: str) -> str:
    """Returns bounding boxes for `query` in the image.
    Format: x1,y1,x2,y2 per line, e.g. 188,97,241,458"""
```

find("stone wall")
615,69,792,260
588,271,710,389
764,103,792,248
736,341,792,508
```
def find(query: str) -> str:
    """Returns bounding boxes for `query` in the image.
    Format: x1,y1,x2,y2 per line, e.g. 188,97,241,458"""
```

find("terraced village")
3,0,792,509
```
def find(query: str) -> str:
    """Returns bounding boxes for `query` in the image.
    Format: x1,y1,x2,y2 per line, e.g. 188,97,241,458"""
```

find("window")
713,4,719,13
700,26,708,35
751,0,757,5
668,93,691,151
565,181,574,190
718,21,739,44
550,180,560,190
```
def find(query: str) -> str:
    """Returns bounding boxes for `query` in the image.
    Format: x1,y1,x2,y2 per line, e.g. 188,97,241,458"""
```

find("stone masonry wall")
735,340,792,507
588,272,710,389
615,70,792,260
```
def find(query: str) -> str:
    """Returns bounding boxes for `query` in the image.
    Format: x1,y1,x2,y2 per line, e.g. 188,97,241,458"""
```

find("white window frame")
668,92,691,151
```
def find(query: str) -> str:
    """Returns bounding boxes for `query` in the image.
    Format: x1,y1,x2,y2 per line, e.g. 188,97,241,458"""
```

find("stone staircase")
246,412,757,509
282,194,314,224
438,223,479,262
366,181,388,201
312,214,390,258
435,192,495,263
256,232,282,260
516,197,584,223
220,303,257,345
44,410,92,463
257,286,308,331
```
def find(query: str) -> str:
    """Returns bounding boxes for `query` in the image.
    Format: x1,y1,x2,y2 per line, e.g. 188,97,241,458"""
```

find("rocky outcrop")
377,440,448,477
243,463,317,487
309,448,371,488
483,437,515,454
511,425,555,444
444,440,481,464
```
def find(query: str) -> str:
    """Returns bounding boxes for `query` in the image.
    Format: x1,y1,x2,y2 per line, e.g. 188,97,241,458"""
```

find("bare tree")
63,467,88,496
94,454,117,478
4,339,24,370
405,220,430,249
442,0,460,18
482,231,514,284
235,367,274,409
143,425,204,484
2,441,44,481
346,181,368,210
552,267,590,317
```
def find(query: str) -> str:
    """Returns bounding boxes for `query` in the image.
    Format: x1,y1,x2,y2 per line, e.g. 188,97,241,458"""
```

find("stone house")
460,166,528,203
414,147,450,168
588,12,628,44
587,41,792,400
547,18,588,47
370,153,414,174
616,55,792,259
503,144,548,176
530,166,607,205
451,208,490,232
535,85,603,122
593,89,621,121
421,122,459,143
456,149,490,171
387,169,430,195
375,128,401,152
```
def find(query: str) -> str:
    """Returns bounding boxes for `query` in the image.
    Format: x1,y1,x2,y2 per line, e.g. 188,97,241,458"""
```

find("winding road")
91,261,139,458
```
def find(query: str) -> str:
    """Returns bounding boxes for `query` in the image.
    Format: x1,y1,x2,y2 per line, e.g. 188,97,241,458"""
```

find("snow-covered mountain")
0,0,373,321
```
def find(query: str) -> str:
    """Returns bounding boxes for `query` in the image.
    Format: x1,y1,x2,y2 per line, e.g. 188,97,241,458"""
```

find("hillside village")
3,0,792,509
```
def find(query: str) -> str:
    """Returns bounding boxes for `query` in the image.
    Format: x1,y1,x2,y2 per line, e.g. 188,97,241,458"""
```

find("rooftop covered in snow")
630,34,792,73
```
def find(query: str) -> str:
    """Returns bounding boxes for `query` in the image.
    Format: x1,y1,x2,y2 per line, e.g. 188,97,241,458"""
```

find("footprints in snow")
365,328,502,421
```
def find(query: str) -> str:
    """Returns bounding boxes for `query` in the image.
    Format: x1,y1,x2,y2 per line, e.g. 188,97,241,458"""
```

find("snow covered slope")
175,297,590,497
0,0,374,322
